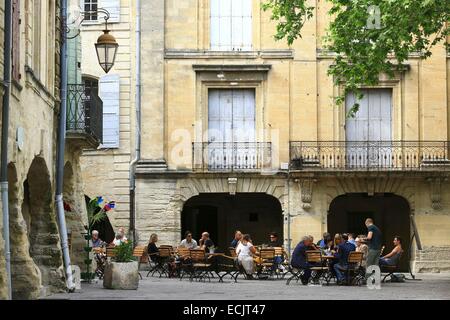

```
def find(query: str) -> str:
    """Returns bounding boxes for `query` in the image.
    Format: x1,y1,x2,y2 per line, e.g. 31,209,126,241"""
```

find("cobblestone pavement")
44,272,450,300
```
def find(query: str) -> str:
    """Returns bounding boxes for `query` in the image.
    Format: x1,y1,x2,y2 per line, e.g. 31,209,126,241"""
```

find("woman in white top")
236,234,257,278
179,231,198,249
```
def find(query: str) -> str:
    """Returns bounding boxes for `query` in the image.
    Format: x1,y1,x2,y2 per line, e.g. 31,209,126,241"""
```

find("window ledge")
192,64,272,73
165,49,294,60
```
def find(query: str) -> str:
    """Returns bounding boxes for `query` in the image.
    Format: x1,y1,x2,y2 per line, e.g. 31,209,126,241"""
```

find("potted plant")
103,241,140,290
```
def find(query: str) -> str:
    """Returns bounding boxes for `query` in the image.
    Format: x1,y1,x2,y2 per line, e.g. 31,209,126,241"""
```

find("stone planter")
103,261,139,290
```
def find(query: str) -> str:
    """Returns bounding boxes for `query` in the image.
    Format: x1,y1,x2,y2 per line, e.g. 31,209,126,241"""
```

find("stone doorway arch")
8,163,41,299
22,157,65,295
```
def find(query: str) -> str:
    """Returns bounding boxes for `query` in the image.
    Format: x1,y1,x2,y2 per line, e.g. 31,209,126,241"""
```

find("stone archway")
22,157,65,295
321,176,415,271
328,193,411,271
8,163,41,299
170,177,287,244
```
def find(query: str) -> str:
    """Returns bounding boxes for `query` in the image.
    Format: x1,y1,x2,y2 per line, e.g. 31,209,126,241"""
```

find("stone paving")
45,272,450,300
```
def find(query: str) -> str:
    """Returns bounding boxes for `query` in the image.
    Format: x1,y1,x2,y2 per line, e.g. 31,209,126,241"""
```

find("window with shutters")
12,0,21,82
98,74,120,149
210,0,253,51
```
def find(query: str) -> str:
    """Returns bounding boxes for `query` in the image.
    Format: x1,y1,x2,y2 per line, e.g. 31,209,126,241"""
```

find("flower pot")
103,261,139,290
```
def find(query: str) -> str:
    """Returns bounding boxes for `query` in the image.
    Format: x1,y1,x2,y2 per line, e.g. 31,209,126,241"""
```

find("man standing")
364,218,382,268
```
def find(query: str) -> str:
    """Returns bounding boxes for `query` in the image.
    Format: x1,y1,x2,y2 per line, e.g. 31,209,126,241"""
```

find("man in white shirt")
180,231,198,249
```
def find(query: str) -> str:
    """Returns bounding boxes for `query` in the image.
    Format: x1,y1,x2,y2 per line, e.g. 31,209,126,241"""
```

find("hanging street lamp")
95,27,119,73
68,7,119,73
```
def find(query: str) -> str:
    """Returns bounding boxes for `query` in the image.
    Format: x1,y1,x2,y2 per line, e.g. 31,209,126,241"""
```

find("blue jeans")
333,263,348,282
379,258,395,266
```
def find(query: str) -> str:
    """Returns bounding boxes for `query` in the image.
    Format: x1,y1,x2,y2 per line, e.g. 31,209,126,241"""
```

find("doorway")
181,193,283,251
328,193,411,271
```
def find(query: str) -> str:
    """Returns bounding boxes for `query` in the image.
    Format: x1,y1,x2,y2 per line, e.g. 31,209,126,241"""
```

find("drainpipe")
55,0,75,292
1,0,13,300
129,0,141,244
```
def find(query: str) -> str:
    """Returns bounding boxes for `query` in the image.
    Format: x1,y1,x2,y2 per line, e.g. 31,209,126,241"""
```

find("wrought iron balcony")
290,141,450,171
192,142,272,172
66,84,103,148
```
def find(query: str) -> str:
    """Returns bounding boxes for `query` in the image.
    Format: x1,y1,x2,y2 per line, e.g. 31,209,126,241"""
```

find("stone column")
140,0,167,169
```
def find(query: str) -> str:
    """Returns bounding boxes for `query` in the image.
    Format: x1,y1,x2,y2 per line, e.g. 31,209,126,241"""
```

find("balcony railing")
290,141,450,171
67,84,103,147
193,142,272,172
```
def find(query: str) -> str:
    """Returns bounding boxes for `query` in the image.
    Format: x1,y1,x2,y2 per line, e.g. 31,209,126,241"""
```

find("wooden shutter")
12,0,21,82
99,74,120,149
100,0,120,23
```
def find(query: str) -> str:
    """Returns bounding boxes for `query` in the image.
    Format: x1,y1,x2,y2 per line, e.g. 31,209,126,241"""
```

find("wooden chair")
176,247,191,279
106,245,116,259
380,251,403,283
147,247,172,278
214,254,240,283
132,246,146,280
344,251,365,285
256,248,276,279
188,249,213,282
273,247,287,279
305,250,329,285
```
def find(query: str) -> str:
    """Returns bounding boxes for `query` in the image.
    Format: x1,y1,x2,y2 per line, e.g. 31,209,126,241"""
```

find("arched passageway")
328,193,411,271
8,163,41,299
182,193,283,251
22,157,65,293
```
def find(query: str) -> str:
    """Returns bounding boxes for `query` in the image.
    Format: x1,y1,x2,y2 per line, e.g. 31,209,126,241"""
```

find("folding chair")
256,248,276,279
189,249,213,282
381,251,403,283
305,250,329,285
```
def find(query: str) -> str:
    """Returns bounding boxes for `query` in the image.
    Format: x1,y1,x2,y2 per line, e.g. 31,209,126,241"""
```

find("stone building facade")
132,0,450,273
0,0,96,300
73,0,136,232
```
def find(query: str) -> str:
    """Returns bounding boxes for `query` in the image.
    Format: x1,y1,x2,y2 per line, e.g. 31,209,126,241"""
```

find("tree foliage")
263,0,450,116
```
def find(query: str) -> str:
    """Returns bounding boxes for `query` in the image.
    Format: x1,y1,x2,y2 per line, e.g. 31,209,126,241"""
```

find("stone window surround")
193,64,271,145
335,75,405,142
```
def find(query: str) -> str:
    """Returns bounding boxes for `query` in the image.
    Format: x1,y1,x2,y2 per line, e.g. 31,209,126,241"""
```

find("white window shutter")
100,0,120,23
99,74,120,148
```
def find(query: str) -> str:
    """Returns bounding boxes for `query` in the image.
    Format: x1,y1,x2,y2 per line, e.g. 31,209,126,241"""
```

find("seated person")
268,232,283,248
309,235,319,250
291,236,316,285
317,232,331,249
147,233,160,262
113,232,125,246
180,231,198,249
118,227,128,243
199,232,215,253
355,235,369,269
230,230,243,248
348,233,356,246
333,234,356,285
236,234,257,279
91,230,105,248
379,236,403,267
268,232,284,271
